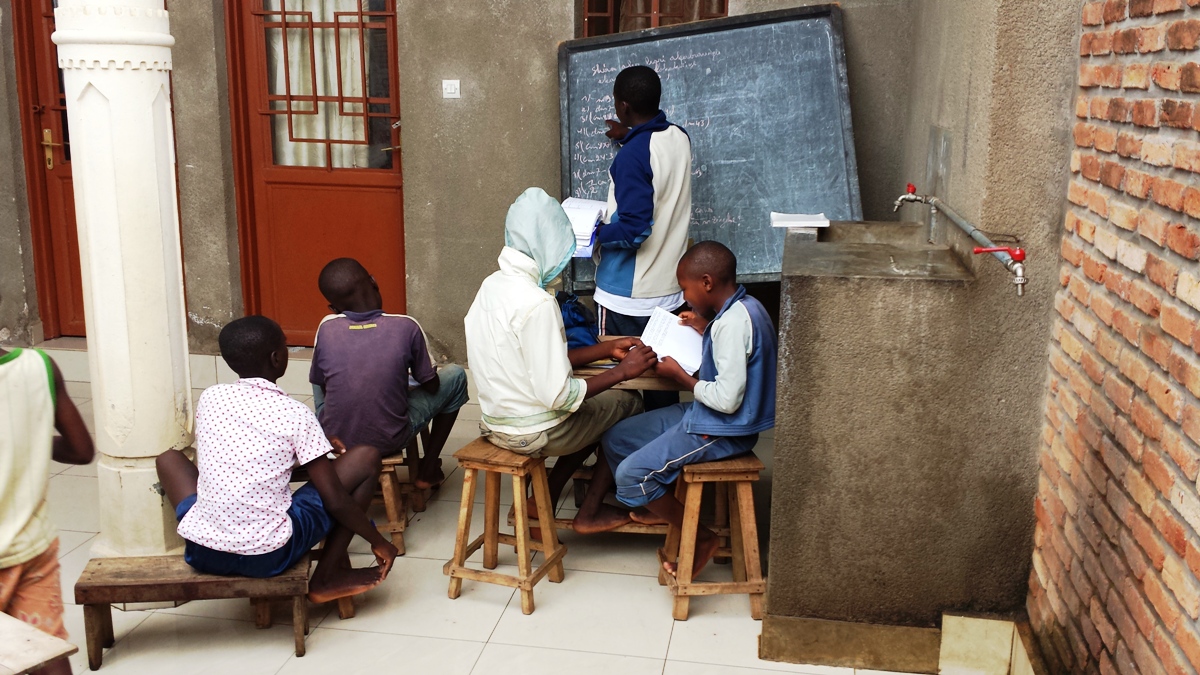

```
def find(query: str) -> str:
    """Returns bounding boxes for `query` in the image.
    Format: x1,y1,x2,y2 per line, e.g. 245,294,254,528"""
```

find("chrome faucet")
892,183,929,212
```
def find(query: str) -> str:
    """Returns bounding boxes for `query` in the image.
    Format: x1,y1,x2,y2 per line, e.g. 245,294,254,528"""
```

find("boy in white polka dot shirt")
156,316,398,603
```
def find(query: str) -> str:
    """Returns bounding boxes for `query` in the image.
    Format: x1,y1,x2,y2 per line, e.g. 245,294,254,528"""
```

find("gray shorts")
482,389,644,458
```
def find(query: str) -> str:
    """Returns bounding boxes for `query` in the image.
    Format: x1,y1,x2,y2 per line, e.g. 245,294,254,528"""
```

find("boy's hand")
678,311,708,335
614,345,658,380
604,119,630,141
372,540,399,579
656,356,689,383
608,337,643,361
328,437,347,455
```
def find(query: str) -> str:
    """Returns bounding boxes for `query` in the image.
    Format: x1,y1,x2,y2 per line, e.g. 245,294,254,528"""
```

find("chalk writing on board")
561,10,861,284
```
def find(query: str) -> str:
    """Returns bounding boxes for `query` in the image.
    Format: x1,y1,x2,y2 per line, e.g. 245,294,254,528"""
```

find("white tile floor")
38,350,915,675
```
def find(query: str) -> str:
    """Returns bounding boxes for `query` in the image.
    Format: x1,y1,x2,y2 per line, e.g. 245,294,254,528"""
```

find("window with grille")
582,0,728,38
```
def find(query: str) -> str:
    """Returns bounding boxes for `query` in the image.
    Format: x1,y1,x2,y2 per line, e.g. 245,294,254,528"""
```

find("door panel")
15,0,86,337
231,0,405,346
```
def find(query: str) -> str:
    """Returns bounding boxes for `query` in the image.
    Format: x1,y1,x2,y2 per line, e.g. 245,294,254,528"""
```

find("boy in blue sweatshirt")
596,65,692,410
598,242,777,577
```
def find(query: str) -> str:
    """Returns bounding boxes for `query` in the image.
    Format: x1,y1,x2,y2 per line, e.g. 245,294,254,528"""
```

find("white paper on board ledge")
639,306,703,375
770,212,830,228
562,197,607,258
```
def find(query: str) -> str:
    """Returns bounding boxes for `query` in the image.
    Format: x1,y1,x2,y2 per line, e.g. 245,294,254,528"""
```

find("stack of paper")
770,212,830,228
640,306,703,375
562,197,607,258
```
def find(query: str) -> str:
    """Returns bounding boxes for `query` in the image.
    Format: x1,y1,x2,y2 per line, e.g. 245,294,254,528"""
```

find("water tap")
973,246,1028,297
892,183,928,212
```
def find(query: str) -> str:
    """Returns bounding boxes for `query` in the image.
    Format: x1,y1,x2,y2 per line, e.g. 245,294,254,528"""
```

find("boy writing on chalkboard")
595,65,692,410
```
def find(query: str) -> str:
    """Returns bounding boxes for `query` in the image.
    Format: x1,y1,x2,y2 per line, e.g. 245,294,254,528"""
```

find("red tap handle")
973,246,1026,262
906,183,916,194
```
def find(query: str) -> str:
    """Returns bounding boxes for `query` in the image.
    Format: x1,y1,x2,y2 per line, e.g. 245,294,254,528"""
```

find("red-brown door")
228,0,405,346
14,0,86,338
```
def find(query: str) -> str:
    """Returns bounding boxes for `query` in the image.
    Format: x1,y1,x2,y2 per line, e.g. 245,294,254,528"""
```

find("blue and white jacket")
595,111,692,300
683,286,777,437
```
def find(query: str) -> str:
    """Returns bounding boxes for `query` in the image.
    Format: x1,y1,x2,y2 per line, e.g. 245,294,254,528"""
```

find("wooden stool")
443,438,567,614
74,554,311,669
658,453,766,621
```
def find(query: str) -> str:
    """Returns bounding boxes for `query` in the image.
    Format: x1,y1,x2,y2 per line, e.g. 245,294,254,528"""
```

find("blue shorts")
602,403,758,508
175,483,333,578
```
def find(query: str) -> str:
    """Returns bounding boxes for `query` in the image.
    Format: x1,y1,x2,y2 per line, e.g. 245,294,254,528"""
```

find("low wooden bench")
74,554,311,670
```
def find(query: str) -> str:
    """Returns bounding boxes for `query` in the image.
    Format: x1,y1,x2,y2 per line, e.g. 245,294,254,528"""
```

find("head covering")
504,187,576,288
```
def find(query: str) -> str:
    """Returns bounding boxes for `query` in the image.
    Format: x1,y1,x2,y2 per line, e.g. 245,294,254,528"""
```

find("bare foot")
307,566,385,604
663,528,720,579
573,504,633,534
413,464,445,491
629,508,668,526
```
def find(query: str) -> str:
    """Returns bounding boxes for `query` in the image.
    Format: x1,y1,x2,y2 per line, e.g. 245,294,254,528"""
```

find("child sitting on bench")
310,257,468,490
156,316,398,603
598,241,777,577
0,345,94,675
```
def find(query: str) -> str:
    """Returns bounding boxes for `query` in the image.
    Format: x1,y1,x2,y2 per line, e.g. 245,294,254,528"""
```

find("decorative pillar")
53,0,192,557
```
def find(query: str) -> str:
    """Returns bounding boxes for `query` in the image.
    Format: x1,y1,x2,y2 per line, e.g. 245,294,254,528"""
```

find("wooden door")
228,0,405,346
13,0,86,337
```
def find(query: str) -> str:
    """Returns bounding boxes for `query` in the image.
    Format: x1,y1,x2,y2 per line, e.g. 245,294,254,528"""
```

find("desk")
0,612,77,675
574,335,690,392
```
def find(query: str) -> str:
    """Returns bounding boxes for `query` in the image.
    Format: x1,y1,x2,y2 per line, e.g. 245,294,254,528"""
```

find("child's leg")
0,541,72,675
410,365,469,488
155,449,198,509
309,445,384,602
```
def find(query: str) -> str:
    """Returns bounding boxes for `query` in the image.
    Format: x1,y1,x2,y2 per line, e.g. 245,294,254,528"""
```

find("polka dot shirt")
177,378,332,554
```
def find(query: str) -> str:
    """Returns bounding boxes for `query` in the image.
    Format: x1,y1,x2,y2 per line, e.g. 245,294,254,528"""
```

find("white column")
53,1,192,557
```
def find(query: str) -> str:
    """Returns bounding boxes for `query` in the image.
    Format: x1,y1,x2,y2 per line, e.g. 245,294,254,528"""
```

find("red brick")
1093,291,1117,326
1164,554,1200,619
1142,24,1169,52
1084,251,1109,283
1133,396,1166,440
1118,131,1143,158
1143,328,1176,369
1121,348,1153,388
1132,0,1156,14
1169,348,1200,398
1184,62,1200,93
1145,444,1178,495
1105,0,1129,22
1077,94,1091,119
1161,302,1197,344
1099,64,1124,88
1154,61,1184,89
1117,28,1142,54
1079,213,1099,243
1091,95,1112,120
1146,253,1180,293
1070,274,1092,303
1085,1,1106,24
1124,577,1159,638
1188,537,1200,581
1134,99,1162,127
1110,97,1134,122
1101,161,1126,189
1153,176,1187,211
1093,597,1121,650
1130,279,1163,317
1082,154,1103,182
1185,406,1200,444
1162,427,1200,481
1110,200,1139,230
1124,168,1153,198
1147,570,1184,631
1162,99,1196,128
1105,372,1136,412
1168,19,1200,51
1148,370,1185,421
1125,63,1152,89
1174,140,1200,172
1106,265,1132,300
1143,134,1175,166
1062,236,1084,266
1090,189,1111,218
1098,330,1125,365
1098,31,1118,56
1186,187,1200,219
1096,127,1118,154
1069,182,1090,207
1155,625,1194,675
1075,122,1097,148
1081,32,1095,57
1155,0,1185,11
1175,620,1200,672
1114,304,1145,346
1139,208,1170,245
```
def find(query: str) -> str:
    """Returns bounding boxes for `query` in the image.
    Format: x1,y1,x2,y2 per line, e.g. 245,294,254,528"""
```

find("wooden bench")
444,438,567,614
0,612,77,674
658,453,766,620
74,554,311,670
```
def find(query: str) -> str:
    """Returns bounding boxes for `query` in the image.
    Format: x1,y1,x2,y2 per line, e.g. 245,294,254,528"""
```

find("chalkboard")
559,6,861,288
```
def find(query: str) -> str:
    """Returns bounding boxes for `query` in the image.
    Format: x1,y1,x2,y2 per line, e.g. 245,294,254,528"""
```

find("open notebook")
640,306,703,375
562,197,607,258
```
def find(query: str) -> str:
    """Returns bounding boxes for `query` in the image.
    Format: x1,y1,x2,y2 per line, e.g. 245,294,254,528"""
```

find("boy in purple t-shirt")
310,258,468,489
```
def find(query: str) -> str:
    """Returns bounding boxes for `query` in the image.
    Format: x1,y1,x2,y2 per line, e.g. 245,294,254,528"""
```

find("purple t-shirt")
309,310,436,454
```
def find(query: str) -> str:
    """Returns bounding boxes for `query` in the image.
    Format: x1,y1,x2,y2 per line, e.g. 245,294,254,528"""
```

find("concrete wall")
0,4,40,346
170,0,242,353
730,0,917,221
764,0,1080,633
396,0,575,362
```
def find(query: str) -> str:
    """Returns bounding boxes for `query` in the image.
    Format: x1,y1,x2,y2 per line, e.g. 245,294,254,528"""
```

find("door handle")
41,129,64,169
380,143,400,152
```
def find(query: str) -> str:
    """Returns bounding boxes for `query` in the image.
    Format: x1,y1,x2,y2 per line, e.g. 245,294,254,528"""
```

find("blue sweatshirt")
595,111,693,300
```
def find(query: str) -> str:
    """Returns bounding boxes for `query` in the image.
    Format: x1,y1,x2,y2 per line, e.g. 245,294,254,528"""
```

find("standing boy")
311,258,468,490
599,242,776,576
0,346,94,675
595,65,693,409
156,316,398,603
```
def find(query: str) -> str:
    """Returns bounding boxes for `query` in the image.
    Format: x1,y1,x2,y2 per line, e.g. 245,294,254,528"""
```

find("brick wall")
1029,1,1200,672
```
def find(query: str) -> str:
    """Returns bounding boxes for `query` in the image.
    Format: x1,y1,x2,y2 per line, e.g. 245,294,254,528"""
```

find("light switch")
442,79,460,99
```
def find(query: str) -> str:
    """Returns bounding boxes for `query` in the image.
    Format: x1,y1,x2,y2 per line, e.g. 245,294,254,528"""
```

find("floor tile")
43,348,90,382
216,359,237,384
92,612,296,674
64,380,92,400
856,670,926,675
276,627,483,675
157,594,333,628
665,662,851,675
76,399,95,435
489,569,675,659
58,533,103,601
56,531,97,559
667,595,831,673
188,354,218,389
61,602,153,674
60,452,97,478
351,498,467,561
277,355,314,396
939,614,1013,675
47,474,100,533
471,642,664,675
554,527,664,577
458,403,482,422
320,555,515,642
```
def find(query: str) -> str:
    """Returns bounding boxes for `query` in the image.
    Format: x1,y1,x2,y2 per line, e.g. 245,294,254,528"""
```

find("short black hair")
680,240,737,286
613,66,661,116
218,315,285,377
318,257,369,306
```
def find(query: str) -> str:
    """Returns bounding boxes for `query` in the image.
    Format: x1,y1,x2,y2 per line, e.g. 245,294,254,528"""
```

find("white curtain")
264,0,371,169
